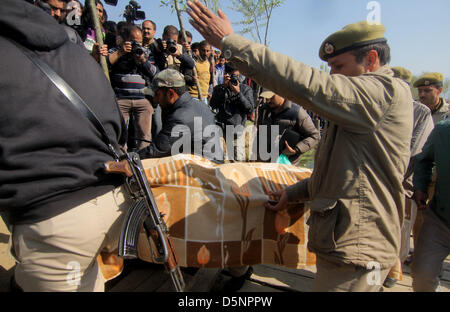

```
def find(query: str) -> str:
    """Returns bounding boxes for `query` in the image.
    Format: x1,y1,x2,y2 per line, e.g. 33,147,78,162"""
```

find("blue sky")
104,0,450,79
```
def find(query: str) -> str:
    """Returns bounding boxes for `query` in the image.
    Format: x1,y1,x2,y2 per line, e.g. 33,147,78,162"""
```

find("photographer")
153,25,195,73
210,64,255,161
108,25,159,150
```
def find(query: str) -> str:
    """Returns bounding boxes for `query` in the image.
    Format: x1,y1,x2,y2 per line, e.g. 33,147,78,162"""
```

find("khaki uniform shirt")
222,34,413,269
430,98,449,125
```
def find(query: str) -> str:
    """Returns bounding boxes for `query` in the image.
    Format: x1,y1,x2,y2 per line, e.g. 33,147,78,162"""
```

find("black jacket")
0,0,126,225
210,82,255,130
139,92,224,163
257,100,319,165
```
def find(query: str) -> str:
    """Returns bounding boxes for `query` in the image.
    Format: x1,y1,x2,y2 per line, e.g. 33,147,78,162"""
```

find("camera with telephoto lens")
131,40,144,56
230,74,240,86
165,38,178,54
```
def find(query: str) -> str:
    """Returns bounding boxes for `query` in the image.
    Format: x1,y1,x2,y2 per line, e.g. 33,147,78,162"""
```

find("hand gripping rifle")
104,152,185,292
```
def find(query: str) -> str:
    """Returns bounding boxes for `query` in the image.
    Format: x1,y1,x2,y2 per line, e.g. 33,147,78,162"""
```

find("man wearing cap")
414,73,449,125
257,90,319,166
187,1,413,291
138,69,224,162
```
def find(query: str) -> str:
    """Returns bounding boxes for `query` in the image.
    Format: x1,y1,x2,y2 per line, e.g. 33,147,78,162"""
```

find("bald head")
122,25,143,44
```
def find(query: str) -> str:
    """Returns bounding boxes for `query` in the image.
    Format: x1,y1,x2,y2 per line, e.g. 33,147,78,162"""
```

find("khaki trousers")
313,257,390,292
387,197,418,280
411,209,450,292
11,187,130,292
118,98,153,150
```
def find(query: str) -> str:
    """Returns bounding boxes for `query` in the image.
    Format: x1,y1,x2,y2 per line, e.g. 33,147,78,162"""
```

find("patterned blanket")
137,154,316,269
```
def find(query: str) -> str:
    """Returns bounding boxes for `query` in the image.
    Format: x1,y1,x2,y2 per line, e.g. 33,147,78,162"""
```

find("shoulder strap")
7,38,121,161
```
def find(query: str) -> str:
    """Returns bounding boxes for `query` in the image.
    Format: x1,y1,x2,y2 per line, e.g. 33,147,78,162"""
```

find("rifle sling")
7,37,121,161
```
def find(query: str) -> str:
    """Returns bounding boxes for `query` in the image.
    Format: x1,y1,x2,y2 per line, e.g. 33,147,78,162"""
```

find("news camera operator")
108,24,159,150
210,63,254,161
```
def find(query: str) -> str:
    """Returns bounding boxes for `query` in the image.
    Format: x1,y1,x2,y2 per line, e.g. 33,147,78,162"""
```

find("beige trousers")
11,187,130,292
118,98,153,150
313,257,390,292
387,197,418,280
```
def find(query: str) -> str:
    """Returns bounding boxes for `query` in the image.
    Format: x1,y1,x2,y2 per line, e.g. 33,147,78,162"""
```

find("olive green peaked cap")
392,67,412,84
143,69,186,96
152,69,186,89
413,72,444,88
319,21,387,61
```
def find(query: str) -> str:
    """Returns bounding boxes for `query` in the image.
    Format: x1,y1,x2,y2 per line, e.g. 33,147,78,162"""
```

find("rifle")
104,152,185,292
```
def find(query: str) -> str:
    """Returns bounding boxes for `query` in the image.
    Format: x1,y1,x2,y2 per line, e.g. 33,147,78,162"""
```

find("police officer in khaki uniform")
187,0,413,292
414,72,449,125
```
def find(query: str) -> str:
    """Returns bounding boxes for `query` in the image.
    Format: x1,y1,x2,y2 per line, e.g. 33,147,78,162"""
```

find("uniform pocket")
307,198,339,253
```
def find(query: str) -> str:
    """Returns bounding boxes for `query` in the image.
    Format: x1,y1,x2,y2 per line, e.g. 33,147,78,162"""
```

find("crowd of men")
29,0,321,164
0,0,448,292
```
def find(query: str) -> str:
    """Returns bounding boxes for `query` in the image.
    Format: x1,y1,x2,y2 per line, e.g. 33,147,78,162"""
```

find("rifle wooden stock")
165,235,179,270
104,160,133,177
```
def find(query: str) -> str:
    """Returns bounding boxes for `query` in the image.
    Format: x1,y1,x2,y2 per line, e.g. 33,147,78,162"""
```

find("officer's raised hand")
187,0,234,49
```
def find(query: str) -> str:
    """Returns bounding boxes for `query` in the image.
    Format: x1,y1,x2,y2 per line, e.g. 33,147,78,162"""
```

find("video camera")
123,0,146,24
